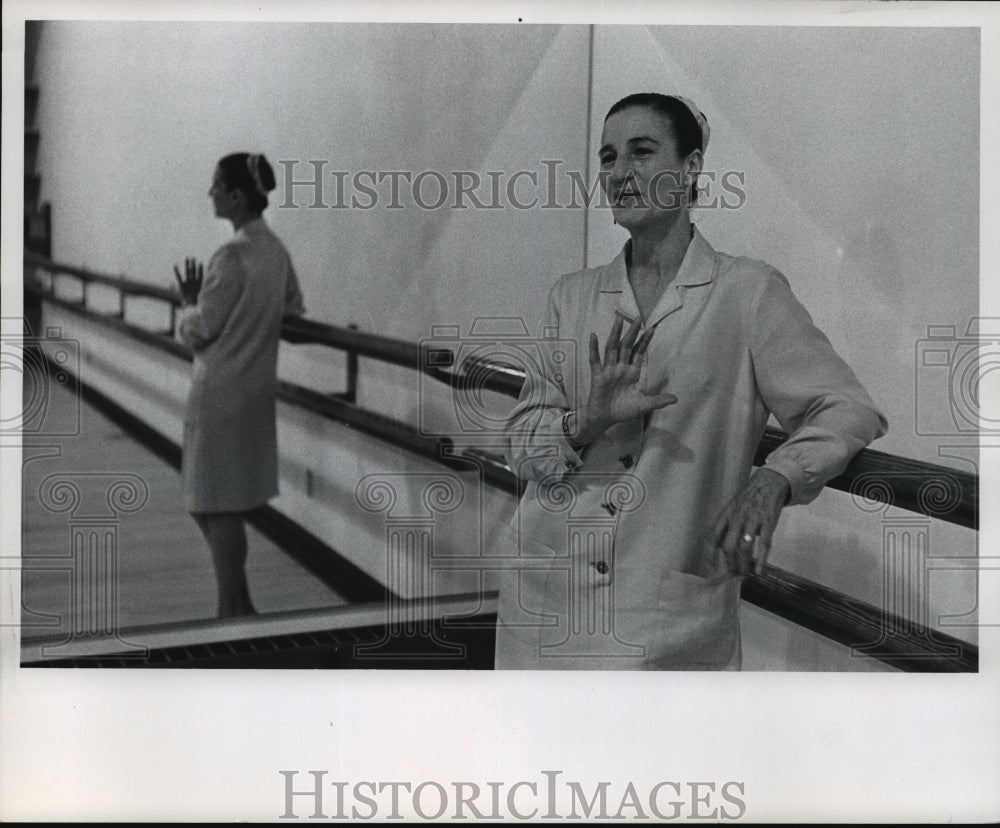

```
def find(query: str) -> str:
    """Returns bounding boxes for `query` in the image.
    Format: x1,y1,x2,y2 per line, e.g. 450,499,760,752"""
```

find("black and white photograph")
2,0,998,822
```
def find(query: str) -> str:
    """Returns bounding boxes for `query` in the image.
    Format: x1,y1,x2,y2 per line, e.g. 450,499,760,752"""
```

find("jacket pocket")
621,568,740,669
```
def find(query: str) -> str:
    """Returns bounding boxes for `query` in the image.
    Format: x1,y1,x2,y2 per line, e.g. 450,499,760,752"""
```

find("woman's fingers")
713,482,786,576
600,315,650,368
619,317,642,360
631,389,677,418
724,523,756,576
650,390,678,410
173,264,184,289
631,328,655,363
603,314,624,368
754,512,780,574
712,496,754,576
711,507,738,572
753,537,770,575
725,520,751,575
588,332,601,371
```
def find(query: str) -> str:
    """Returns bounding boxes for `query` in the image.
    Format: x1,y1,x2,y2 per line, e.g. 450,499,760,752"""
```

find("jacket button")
620,454,634,469
594,561,609,575
565,459,577,470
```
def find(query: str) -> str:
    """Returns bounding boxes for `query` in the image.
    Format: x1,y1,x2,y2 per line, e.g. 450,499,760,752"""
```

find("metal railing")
22,254,980,671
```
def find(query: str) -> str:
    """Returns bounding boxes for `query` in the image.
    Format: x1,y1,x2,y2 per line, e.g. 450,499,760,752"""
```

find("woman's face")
208,166,233,219
599,106,699,230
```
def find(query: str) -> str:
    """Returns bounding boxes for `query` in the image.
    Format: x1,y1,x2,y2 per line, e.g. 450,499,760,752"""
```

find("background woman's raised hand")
574,313,678,445
174,257,204,306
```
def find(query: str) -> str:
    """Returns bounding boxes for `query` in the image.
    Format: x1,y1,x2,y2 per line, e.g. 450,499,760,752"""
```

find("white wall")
30,22,979,665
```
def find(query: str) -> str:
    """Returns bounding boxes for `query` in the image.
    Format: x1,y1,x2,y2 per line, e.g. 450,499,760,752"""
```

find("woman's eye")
599,154,615,166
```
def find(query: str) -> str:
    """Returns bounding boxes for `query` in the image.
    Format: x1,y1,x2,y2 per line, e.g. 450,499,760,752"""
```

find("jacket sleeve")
283,258,306,317
504,284,586,482
750,267,888,505
175,246,244,352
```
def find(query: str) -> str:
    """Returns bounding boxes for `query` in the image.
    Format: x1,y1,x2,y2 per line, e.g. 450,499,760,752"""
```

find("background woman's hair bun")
246,153,276,195
218,151,276,211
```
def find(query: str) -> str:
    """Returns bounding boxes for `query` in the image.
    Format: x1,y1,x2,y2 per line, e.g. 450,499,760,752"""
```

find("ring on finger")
742,533,755,544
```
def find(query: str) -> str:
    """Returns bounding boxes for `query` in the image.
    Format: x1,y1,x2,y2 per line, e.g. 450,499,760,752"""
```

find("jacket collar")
235,216,268,239
599,224,717,329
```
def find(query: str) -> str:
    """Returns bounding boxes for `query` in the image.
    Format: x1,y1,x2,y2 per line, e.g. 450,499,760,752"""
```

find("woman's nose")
611,157,631,184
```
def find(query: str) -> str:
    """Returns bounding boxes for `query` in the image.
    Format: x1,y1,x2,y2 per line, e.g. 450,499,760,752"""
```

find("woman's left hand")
712,468,790,576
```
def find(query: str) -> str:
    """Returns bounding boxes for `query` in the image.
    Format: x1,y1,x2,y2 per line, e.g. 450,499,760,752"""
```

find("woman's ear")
685,149,705,206
685,149,704,183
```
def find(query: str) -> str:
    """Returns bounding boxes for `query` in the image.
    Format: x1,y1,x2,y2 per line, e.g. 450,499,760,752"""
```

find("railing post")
344,323,358,403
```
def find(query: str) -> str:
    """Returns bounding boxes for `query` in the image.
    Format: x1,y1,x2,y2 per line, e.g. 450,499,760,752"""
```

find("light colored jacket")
497,227,887,670
176,218,305,513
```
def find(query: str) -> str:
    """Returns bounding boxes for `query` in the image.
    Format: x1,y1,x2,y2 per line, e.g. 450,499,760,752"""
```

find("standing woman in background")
174,152,305,618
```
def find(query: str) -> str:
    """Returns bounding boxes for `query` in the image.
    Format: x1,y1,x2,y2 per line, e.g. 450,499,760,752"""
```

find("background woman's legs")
192,512,256,618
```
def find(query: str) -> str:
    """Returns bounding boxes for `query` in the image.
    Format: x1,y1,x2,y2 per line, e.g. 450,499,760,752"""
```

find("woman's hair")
605,93,707,202
217,152,276,213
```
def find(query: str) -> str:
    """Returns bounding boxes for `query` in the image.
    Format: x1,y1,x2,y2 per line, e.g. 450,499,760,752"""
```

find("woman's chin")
613,205,684,231
611,205,641,225
611,206,654,228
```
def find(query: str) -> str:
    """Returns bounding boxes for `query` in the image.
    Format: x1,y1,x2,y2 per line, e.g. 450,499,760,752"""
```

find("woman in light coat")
174,152,305,617
499,94,887,669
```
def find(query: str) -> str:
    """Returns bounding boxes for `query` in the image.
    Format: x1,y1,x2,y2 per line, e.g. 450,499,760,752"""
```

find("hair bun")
668,95,709,152
246,153,276,195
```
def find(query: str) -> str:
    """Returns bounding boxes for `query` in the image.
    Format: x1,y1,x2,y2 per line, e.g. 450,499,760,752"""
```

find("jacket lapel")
597,248,641,326
593,227,717,347
644,226,717,331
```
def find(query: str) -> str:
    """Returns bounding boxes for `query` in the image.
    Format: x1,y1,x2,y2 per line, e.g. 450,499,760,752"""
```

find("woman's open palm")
174,257,204,306
580,314,677,439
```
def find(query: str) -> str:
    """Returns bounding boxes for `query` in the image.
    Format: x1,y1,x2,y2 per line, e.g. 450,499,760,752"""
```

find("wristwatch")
562,410,588,452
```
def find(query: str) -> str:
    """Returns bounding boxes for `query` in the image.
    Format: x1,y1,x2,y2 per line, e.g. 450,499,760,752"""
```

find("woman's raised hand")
173,257,204,306
574,314,678,444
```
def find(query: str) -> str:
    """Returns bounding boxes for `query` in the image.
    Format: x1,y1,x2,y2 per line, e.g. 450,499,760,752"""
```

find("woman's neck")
230,210,261,231
626,212,693,285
